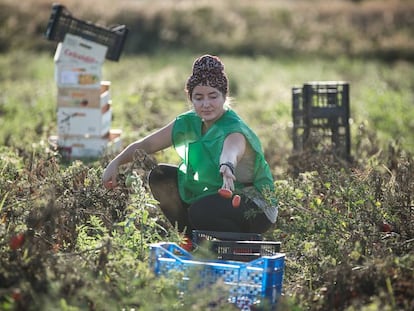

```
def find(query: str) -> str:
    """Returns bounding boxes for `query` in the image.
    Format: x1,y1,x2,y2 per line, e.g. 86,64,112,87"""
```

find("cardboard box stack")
52,34,122,158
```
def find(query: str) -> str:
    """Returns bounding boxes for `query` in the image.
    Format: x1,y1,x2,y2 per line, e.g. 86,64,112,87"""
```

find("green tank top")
172,109,275,206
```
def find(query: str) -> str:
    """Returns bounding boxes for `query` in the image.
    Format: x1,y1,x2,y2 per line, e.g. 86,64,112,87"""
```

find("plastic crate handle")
44,4,66,41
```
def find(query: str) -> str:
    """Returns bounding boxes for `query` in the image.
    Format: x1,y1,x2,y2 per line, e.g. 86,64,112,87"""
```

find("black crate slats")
44,4,128,61
192,230,281,262
292,81,351,160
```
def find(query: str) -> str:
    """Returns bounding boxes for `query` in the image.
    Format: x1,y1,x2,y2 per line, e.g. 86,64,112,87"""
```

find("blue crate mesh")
150,243,285,309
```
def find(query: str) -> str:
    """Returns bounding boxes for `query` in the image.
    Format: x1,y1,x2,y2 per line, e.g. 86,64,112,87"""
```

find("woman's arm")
219,132,246,190
102,120,175,188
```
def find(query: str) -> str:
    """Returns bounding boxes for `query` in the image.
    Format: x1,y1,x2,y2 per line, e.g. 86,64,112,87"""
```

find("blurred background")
2,0,413,60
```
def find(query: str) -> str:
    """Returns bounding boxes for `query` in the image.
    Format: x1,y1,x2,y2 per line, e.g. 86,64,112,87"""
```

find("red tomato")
232,195,241,208
12,289,21,301
381,222,392,232
9,233,25,250
218,188,233,199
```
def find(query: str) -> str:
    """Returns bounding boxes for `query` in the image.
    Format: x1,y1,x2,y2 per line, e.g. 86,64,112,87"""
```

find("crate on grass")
50,129,122,159
292,81,351,160
150,242,285,309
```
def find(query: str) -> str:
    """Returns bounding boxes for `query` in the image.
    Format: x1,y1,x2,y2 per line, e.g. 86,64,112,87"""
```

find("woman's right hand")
101,120,175,190
102,160,119,189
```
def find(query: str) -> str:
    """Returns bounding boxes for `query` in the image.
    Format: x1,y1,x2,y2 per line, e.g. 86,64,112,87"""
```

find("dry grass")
1,0,413,59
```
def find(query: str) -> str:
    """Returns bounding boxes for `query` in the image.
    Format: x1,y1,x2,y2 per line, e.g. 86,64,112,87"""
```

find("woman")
102,55,277,239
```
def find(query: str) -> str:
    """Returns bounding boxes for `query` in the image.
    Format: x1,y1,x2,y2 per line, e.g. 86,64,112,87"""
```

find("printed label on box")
55,63,102,88
54,34,108,65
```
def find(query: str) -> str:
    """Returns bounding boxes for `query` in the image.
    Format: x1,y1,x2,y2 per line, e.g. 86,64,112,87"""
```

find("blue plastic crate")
149,242,285,309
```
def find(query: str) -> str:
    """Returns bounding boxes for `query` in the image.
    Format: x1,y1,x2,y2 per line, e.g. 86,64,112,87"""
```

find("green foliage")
0,143,249,310
268,149,414,310
0,52,56,148
1,136,413,310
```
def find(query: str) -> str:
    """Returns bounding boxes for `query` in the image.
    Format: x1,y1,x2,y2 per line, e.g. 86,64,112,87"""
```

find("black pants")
148,164,272,236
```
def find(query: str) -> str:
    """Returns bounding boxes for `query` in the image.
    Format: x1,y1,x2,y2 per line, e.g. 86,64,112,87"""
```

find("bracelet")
220,162,235,175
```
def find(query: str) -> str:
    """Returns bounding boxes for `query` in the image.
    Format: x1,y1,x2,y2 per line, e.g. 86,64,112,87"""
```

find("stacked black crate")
292,81,351,161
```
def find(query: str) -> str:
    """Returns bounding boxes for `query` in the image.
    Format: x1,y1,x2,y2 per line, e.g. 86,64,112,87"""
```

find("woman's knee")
246,212,272,233
148,164,177,190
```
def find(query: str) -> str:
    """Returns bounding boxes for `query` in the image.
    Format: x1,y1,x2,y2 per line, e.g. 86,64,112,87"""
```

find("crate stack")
52,34,121,158
292,81,351,161
44,3,128,159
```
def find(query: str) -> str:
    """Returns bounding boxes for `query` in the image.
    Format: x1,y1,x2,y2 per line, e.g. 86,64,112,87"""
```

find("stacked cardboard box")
53,34,122,158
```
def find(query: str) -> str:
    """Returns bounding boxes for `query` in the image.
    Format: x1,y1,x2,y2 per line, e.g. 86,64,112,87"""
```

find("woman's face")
191,85,226,127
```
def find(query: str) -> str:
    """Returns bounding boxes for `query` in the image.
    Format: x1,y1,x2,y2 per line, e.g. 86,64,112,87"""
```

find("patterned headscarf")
185,55,228,99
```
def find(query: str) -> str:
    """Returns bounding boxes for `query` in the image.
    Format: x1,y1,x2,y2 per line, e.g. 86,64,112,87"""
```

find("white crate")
100,81,111,93
54,34,107,65
57,104,112,136
55,63,102,89
50,129,122,158
54,34,108,88
57,87,110,108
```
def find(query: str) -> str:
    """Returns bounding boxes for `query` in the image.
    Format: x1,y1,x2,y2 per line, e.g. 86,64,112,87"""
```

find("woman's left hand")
220,165,236,190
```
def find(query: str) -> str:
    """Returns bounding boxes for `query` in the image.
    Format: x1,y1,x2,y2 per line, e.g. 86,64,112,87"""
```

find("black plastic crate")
192,230,262,244
212,240,282,261
192,231,281,262
292,81,351,160
44,4,128,61
292,86,305,152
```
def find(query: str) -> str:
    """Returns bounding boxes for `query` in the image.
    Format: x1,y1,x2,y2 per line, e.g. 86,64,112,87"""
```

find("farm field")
1,0,413,310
